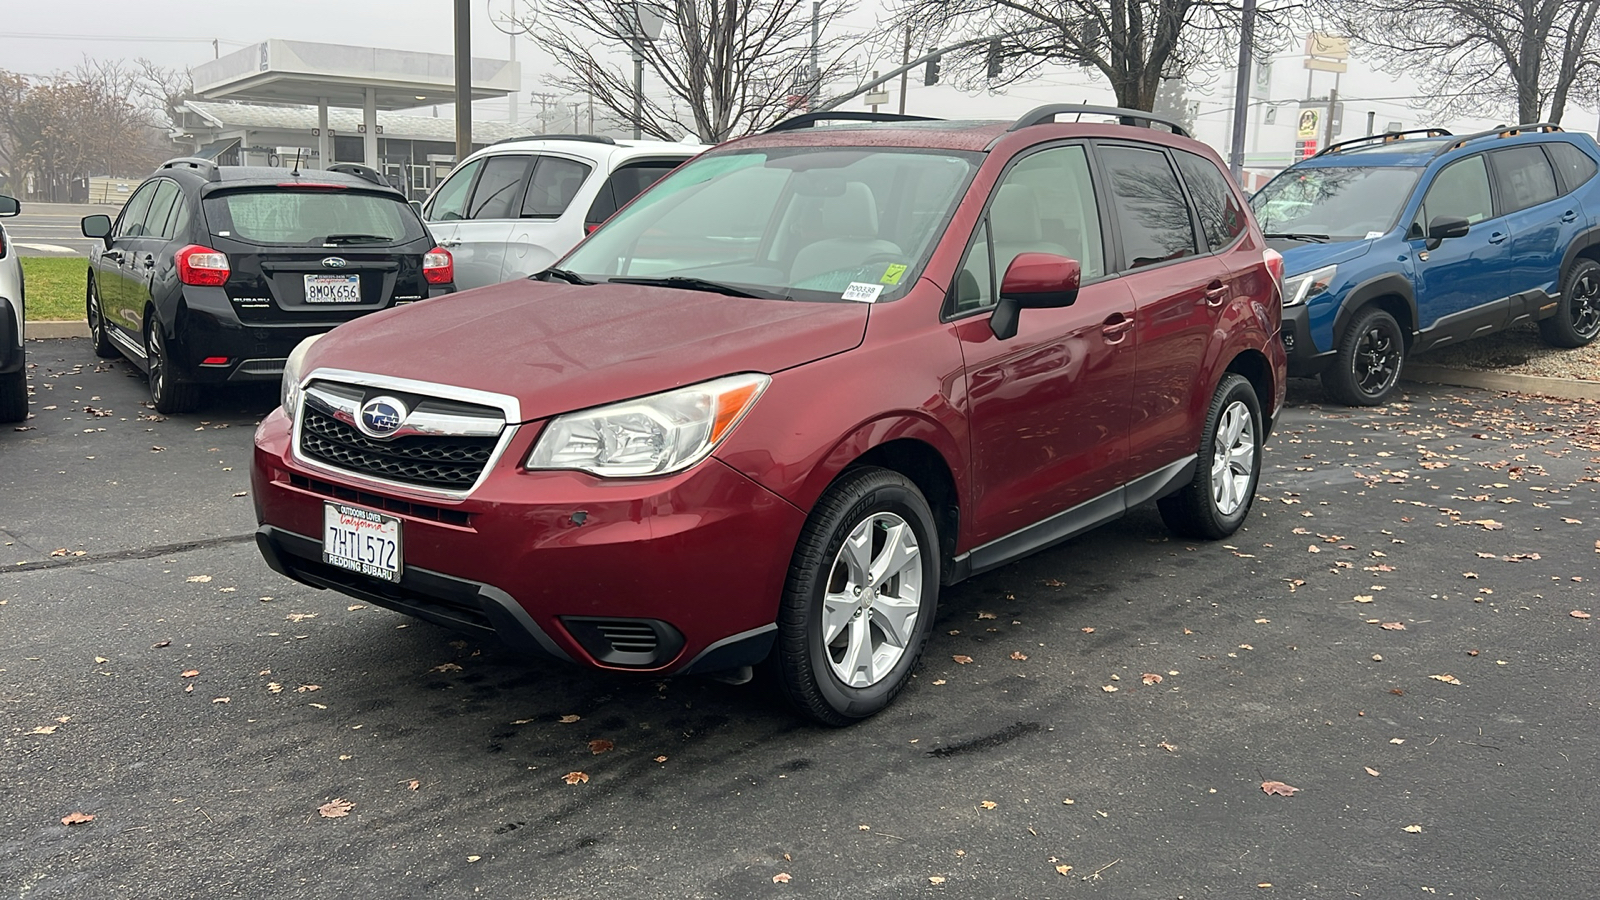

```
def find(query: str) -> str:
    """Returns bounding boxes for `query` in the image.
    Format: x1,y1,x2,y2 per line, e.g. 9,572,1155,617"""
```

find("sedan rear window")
203,189,425,246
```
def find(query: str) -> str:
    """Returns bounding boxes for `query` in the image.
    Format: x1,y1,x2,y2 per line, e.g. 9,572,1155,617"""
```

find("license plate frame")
303,273,361,303
322,502,402,583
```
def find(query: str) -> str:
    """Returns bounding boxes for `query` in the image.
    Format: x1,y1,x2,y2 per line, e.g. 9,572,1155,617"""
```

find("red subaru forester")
253,106,1287,725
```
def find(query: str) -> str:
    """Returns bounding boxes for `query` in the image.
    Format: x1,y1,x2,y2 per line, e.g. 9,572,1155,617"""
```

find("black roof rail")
491,133,617,146
1314,128,1454,158
1433,122,1563,157
159,157,221,181
765,111,941,133
1008,104,1189,138
325,163,390,186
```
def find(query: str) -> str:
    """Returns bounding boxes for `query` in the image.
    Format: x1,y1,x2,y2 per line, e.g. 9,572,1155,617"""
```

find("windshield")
203,189,425,246
560,147,981,301
1250,166,1421,240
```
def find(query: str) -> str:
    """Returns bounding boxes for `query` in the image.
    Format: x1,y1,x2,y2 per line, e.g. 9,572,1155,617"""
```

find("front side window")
1413,155,1494,235
426,159,482,221
990,145,1104,280
1100,146,1197,269
203,190,426,246
468,154,534,220
1174,150,1248,250
561,147,980,301
1251,166,1422,240
115,181,159,239
1489,146,1558,213
522,156,593,217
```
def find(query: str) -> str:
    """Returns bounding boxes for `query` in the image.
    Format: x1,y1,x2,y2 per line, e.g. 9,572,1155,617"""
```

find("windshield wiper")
319,233,392,245
1263,231,1331,243
606,275,773,298
535,267,593,285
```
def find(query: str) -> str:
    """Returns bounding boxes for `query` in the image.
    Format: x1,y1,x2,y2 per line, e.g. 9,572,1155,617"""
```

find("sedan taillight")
175,245,230,286
422,247,453,285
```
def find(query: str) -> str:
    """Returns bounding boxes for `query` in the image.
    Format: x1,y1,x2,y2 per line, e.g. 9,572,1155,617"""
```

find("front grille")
299,409,496,490
287,472,472,526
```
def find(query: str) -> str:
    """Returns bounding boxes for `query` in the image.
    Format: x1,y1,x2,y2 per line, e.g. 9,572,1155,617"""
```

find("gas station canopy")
192,39,518,109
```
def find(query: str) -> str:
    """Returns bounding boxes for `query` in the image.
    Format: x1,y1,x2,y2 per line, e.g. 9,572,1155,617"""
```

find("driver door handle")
1201,280,1228,307
1488,231,1508,244
438,238,462,248
1562,210,1579,223
1101,313,1135,342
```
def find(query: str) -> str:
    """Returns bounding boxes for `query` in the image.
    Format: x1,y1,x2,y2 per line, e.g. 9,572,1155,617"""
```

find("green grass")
19,256,89,321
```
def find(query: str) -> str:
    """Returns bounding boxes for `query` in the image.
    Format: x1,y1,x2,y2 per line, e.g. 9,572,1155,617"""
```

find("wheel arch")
1557,225,1600,292
1332,273,1417,347
1223,348,1276,436
846,438,961,570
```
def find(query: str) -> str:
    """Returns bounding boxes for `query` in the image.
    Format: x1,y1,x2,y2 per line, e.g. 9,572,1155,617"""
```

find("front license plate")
304,273,361,303
322,503,402,583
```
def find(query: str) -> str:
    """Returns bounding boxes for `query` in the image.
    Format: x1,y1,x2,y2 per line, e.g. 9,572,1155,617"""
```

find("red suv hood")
303,280,869,422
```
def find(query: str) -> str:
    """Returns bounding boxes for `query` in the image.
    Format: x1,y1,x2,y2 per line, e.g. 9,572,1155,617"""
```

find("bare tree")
0,60,168,199
890,0,1290,111
524,0,864,142
1318,0,1600,123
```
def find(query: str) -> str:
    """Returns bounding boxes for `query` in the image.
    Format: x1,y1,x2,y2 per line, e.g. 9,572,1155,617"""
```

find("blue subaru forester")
1249,124,1600,405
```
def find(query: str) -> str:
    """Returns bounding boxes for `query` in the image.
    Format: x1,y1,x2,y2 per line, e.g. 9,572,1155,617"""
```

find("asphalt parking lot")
4,337,1598,899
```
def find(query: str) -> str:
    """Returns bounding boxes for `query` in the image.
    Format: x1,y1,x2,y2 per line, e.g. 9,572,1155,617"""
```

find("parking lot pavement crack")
1,533,256,576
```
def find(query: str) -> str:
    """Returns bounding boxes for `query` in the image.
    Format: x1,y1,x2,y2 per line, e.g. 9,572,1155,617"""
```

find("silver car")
0,194,25,423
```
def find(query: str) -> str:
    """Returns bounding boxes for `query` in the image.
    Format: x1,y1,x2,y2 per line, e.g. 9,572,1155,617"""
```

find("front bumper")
1281,302,1336,377
251,407,805,674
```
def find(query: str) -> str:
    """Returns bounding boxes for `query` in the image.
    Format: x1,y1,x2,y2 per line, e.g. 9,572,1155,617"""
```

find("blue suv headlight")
1281,264,1338,307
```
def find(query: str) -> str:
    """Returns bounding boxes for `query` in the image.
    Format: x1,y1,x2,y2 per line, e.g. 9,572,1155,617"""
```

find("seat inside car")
788,181,902,286
990,183,1071,279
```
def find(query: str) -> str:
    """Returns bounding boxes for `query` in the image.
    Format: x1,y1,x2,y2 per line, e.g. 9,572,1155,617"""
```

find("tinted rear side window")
1490,146,1559,213
522,156,593,217
1546,141,1598,193
1173,150,1247,250
1099,146,1198,269
587,162,681,225
468,155,533,220
145,181,182,240
203,190,425,245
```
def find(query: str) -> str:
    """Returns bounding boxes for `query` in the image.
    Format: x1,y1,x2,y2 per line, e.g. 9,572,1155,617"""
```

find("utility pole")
898,26,911,114
1227,0,1256,178
810,1,821,106
453,0,472,162
508,32,518,126
1324,87,1339,147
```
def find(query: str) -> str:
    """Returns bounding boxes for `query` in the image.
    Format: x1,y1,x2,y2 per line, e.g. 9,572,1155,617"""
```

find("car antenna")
291,148,302,176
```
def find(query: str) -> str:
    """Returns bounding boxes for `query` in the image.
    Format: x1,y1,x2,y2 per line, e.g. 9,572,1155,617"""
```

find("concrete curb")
1406,363,1600,401
25,320,90,339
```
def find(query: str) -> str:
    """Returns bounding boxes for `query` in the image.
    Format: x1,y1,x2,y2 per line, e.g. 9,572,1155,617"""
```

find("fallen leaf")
1141,673,1163,685
212,697,230,704
558,714,581,724
1102,685,1118,693
1472,519,1503,531
60,811,95,826
407,780,420,790
181,669,200,677
347,604,366,611
1380,622,1406,631
1009,651,1028,661
1429,674,1461,685
185,575,212,583
30,725,58,735
1572,610,1593,620
1158,741,1177,752
1261,781,1299,796
1364,766,1380,777
266,682,283,694
430,662,463,673
588,739,615,754
151,640,170,648
467,855,481,862
1055,865,1073,876
927,876,944,885
979,800,997,809
1403,824,1423,833
773,873,792,884
654,755,668,763
1390,738,1405,744
952,655,974,665
295,684,321,693
285,612,318,623
562,771,589,785
977,612,997,620
1081,627,1095,633
318,798,354,818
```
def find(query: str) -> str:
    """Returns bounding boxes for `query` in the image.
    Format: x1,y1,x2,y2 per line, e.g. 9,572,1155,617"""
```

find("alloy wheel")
1571,270,1600,340
147,326,166,398
1354,322,1401,397
821,512,924,688
1209,400,1256,517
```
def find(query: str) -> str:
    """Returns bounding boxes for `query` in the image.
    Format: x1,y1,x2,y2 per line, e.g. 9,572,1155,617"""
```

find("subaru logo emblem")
357,396,407,438
322,257,347,268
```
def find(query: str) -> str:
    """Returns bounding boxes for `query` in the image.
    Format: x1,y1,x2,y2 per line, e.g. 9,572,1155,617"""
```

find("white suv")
0,194,25,423
422,135,703,290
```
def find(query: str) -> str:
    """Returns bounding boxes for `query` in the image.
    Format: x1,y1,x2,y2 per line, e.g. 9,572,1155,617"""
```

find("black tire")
1539,257,1600,349
1158,373,1263,540
1320,306,1405,406
773,467,940,726
0,366,26,424
87,276,117,359
145,319,201,415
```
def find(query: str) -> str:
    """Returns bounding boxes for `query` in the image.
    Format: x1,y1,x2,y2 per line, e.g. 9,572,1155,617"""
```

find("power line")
0,32,250,45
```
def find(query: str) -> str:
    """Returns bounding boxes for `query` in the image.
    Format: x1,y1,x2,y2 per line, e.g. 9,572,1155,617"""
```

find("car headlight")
1281,264,1337,307
280,334,324,422
527,373,770,477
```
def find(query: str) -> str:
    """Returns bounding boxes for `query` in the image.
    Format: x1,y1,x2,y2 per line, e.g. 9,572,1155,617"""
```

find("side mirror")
0,195,18,217
990,253,1082,340
82,214,113,247
1425,215,1469,250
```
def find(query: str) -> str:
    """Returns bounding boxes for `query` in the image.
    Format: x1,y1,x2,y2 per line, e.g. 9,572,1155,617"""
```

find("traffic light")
924,54,941,86
986,40,1002,78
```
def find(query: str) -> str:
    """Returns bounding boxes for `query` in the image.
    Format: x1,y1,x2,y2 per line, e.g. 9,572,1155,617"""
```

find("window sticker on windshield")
1364,231,1384,240
880,263,907,285
842,282,884,303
